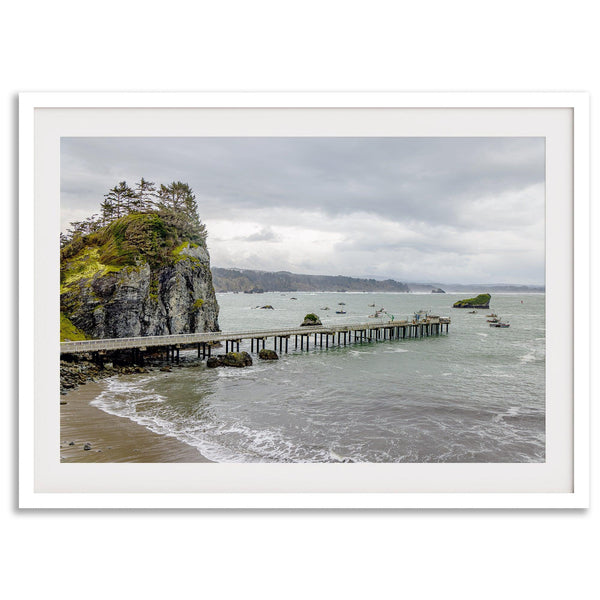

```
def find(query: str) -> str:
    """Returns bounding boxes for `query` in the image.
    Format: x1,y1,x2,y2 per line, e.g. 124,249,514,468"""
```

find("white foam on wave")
90,374,323,462
520,351,536,363
492,405,521,423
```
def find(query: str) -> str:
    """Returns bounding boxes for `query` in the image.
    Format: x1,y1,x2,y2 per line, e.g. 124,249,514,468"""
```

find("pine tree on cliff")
157,181,205,242
103,181,136,219
133,177,157,212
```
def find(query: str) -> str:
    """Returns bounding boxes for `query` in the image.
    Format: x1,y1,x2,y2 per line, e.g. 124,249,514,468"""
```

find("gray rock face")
62,245,219,339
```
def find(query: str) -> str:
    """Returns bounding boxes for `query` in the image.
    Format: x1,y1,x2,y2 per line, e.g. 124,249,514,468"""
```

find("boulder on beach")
258,349,279,360
300,313,322,326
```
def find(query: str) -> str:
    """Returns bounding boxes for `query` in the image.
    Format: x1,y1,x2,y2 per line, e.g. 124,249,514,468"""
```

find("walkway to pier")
60,317,450,362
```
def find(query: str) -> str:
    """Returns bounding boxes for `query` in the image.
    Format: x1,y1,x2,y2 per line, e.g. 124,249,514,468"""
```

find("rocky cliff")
60,213,219,340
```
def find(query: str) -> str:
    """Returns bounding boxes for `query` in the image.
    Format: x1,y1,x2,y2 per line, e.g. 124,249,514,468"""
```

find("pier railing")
60,317,450,355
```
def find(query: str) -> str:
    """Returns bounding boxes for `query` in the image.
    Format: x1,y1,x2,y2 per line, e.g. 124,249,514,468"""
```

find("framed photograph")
19,92,589,508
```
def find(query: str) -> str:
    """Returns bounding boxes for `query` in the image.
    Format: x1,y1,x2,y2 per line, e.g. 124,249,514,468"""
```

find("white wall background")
2,2,597,599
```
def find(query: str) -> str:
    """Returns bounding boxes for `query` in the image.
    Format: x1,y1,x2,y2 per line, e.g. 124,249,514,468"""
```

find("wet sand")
60,380,211,462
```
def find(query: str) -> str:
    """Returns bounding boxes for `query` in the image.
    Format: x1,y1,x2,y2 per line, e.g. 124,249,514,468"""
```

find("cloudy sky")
61,137,545,285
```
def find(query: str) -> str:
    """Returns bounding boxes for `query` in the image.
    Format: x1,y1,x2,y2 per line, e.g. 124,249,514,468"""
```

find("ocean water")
91,292,545,462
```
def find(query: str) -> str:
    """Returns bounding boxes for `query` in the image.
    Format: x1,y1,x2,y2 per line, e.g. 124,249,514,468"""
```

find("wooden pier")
60,317,450,363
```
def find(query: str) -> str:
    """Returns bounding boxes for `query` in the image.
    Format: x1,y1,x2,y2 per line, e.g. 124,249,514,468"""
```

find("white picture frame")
19,92,590,509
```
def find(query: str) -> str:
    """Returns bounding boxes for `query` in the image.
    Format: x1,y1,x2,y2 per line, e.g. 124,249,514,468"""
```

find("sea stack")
300,313,323,326
60,212,219,339
452,293,491,309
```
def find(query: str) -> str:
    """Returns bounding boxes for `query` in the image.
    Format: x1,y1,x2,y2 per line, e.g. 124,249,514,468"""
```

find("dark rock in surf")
207,352,253,368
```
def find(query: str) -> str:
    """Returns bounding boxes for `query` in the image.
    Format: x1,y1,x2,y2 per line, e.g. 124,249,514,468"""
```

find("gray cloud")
61,137,545,284
242,227,280,242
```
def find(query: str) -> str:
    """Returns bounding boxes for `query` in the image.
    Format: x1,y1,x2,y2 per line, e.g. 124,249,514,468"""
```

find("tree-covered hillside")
211,267,410,293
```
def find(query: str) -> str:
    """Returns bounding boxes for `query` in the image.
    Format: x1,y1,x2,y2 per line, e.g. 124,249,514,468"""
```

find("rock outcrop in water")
61,211,219,340
453,293,491,309
207,351,253,368
300,313,322,326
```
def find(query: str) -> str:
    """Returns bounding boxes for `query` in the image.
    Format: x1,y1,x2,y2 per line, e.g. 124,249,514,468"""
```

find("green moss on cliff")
92,213,173,267
61,213,208,293
60,247,123,294
193,298,204,309
60,312,88,341
172,241,201,265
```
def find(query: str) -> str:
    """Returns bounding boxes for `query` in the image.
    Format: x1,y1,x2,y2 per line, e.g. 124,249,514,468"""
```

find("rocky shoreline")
60,344,275,396
60,354,206,396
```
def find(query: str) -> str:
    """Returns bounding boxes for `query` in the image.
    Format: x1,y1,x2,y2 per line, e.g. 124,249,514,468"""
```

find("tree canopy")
61,178,207,249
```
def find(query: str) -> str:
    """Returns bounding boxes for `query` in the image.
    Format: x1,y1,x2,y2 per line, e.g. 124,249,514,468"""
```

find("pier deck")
61,317,450,361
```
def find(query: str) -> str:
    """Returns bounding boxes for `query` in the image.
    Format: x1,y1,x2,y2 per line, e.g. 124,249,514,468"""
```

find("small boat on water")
321,306,330,310
368,303,376,307
338,302,346,305
336,309,347,314
490,321,510,328
468,310,478,314
486,312,497,318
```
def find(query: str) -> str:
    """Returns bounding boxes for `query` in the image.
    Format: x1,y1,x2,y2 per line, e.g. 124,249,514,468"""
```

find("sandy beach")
60,380,211,462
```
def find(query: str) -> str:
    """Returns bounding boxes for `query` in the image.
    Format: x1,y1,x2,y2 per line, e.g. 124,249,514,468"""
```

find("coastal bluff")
452,293,491,309
60,212,219,340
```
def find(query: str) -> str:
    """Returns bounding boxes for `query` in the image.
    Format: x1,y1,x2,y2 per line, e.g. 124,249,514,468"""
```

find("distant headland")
212,267,545,294
211,268,410,293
